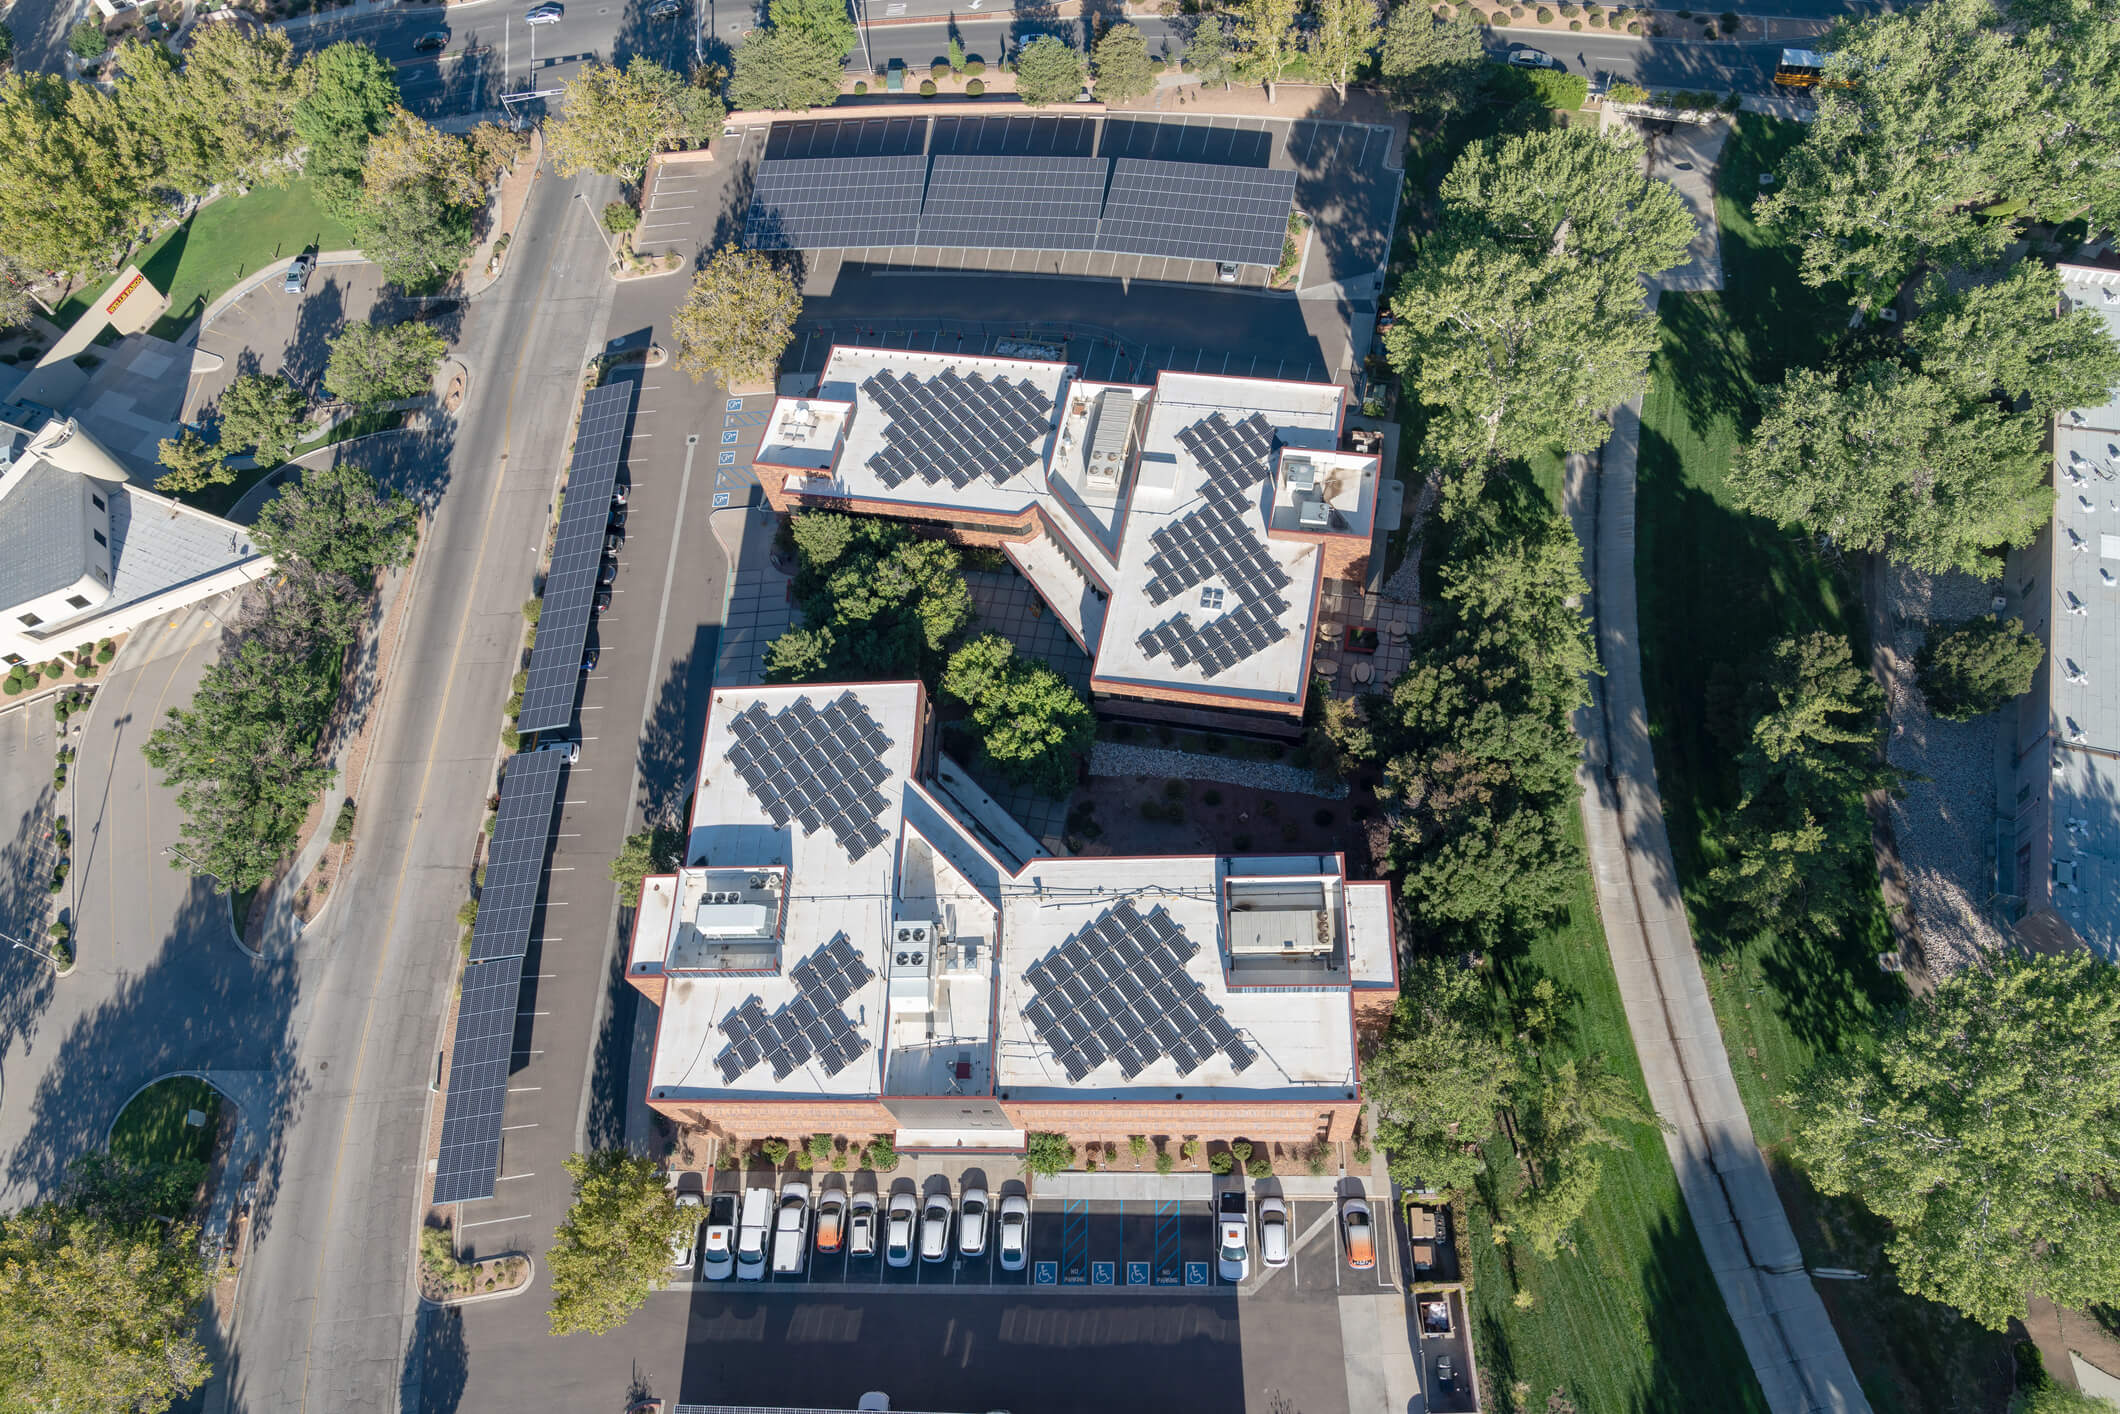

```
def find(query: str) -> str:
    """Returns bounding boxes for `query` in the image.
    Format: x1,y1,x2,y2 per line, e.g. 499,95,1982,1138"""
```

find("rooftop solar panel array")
723,690,895,862
742,145,1298,266
432,954,527,1204
519,382,634,734
746,154,927,250
1022,898,1257,1082
1096,159,1298,266
1134,412,1295,680
859,367,1052,490
712,933,876,1085
918,154,1107,250
467,748,567,963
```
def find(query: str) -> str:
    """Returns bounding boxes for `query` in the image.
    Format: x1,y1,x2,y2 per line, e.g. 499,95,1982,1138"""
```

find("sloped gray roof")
0,459,94,611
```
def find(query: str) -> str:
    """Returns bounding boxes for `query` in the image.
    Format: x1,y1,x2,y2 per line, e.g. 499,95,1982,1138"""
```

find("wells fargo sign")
105,271,147,315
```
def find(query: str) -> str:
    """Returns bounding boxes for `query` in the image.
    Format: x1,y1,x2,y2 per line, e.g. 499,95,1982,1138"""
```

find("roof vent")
1297,493,1332,530
1284,456,1316,491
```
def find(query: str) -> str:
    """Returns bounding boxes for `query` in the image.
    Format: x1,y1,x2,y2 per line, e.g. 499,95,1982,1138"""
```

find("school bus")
1773,47,1828,87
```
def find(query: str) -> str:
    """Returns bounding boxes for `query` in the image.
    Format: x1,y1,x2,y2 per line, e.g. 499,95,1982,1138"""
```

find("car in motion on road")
815,1188,848,1254
997,1194,1029,1271
412,29,449,50
524,2,563,20
649,0,681,16
670,1189,702,1271
1217,1190,1250,1283
283,251,315,294
885,1192,917,1268
1257,1195,1289,1269
958,1186,988,1256
847,1191,878,1259
1507,47,1558,68
920,1191,953,1262
702,1192,737,1280
1340,1197,1375,1270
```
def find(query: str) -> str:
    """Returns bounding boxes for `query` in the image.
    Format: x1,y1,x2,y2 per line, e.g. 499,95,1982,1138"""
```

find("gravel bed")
1089,741,1349,799
1881,564,2008,974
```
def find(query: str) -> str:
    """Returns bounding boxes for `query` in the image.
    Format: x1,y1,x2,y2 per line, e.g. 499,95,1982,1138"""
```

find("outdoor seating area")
1312,580,1414,697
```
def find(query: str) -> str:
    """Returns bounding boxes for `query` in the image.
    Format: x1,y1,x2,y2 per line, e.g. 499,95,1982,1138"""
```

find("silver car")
524,3,563,21
920,1191,953,1262
670,1190,702,1271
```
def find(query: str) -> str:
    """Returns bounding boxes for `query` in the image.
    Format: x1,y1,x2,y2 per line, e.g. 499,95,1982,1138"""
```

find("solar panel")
1096,159,1298,266
745,154,927,250
918,154,1107,250
710,935,874,1086
519,381,635,734
466,748,567,963
859,367,1052,490
1021,900,1240,1083
432,954,527,1204
724,691,895,861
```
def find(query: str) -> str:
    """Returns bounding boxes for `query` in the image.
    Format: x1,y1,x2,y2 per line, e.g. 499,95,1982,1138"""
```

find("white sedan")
997,1194,1030,1272
958,1186,989,1256
885,1192,918,1269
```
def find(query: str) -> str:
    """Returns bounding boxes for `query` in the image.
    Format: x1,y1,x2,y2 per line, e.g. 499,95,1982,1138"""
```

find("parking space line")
456,1212,532,1229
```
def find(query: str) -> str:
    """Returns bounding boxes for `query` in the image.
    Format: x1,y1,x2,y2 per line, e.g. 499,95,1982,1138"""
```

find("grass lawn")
1631,114,2014,1409
109,1076,223,1171
53,178,356,340
1466,815,1768,1414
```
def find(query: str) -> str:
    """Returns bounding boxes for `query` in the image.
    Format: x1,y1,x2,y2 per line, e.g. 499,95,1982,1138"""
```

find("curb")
104,1070,235,1151
418,1253,537,1308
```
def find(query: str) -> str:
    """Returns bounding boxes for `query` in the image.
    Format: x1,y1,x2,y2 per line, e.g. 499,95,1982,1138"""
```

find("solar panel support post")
573,191,624,274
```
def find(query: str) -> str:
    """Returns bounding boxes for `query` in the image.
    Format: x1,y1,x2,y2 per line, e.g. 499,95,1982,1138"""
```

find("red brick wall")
630,970,667,1008
650,1097,898,1139
1352,988,1397,1040
1001,1099,1361,1146
1089,674,1309,728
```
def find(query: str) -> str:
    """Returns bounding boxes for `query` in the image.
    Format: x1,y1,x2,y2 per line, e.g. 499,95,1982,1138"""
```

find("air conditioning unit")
1297,493,1332,530
1284,456,1316,491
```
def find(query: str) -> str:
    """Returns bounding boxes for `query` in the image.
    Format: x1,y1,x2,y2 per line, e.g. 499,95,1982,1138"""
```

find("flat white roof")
2061,267,2120,434
994,854,1359,1101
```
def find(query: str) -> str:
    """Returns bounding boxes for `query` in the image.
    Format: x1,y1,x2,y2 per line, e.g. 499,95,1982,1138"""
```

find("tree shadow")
0,779,60,1101
400,1303,470,1414
321,404,461,516
609,0,696,73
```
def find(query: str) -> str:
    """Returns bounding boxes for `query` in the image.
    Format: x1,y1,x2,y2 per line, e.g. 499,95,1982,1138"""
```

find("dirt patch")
1067,773,1378,873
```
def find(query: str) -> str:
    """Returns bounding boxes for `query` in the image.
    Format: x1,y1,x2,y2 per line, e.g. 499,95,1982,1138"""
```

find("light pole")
163,843,229,892
574,192,624,273
3,929,64,969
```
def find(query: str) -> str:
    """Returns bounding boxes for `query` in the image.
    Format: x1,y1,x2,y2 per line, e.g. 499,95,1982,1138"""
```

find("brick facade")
1001,1098,1362,1147
650,1096,898,1139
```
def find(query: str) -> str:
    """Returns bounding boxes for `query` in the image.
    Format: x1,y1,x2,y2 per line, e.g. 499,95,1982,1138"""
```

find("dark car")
605,529,624,555
648,0,680,16
594,587,612,613
524,2,562,21
412,29,448,50
581,645,600,673
607,506,627,533
598,558,617,586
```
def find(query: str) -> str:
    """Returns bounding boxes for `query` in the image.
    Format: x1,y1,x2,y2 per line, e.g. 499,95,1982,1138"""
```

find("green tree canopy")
1507,1058,1662,1258
1788,952,2120,1330
1907,262,2120,418
769,512,970,681
1232,0,1300,97
940,633,1094,797
671,246,802,388
154,428,232,496
547,58,723,183
546,1149,686,1336
1366,957,1520,1194
1185,13,1236,87
66,18,106,61
608,825,685,906
1013,35,1084,106
323,319,445,408
354,177,476,288
1728,361,2046,577
766,0,856,55
250,461,417,579
174,21,301,190
728,25,845,112
0,71,161,273
294,41,402,215
1306,0,1381,100
1378,2,1482,112
1915,615,2042,722
1090,23,1155,104
215,373,310,466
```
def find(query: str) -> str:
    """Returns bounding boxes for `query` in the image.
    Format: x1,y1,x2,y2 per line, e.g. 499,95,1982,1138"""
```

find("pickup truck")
771,1181,811,1276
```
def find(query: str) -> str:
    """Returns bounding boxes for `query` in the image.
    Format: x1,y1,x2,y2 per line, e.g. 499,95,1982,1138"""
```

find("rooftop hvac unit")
1283,456,1316,491
1296,493,1332,530
891,920,932,971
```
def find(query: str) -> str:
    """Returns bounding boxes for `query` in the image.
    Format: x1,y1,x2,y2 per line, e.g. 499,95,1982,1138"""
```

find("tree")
546,1149,686,1336
1788,952,2120,1330
1366,958,1520,1194
1091,23,1155,104
1308,0,1381,100
1013,35,1084,106
763,623,835,681
172,21,301,190
766,0,856,56
671,246,801,388
294,41,400,216
1915,615,2042,721
0,1202,211,1413
0,72,162,273
727,25,845,113
1186,13,1235,88
323,319,445,408
215,373,309,466
1908,262,2120,418
155,428,232,495
941,634,1094,797
608,825,684,906
67,19,106,61
0,22,15,69
1755,0,2092,304
354,178,476,288
777,514,971,681
1507,1059,1661,1256
1728,361,2046,577
1386,127,1690,501
601,200,640,233
0,252,43,334
362,105,485,208
547,59,723,184
250,461,418,579
1233,0,1300,98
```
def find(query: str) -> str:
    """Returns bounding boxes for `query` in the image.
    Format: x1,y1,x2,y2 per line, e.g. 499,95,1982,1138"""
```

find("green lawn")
1466,815,1769,1414
54,178,357,340
1631,115,2013,1410
109,1076,223,1171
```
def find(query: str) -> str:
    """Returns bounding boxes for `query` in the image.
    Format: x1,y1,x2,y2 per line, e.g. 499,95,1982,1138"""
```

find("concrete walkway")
1565,411,1870,1414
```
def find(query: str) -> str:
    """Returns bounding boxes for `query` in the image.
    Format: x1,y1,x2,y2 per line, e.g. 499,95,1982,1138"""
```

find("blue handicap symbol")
725,398,744,411
712,492,730,508
1185,1262,1209,1286
718,451,737,465
1092,1262,1114,1286
1127,1262,1150,1286
1034,1261,1057,1286
721,430,739,444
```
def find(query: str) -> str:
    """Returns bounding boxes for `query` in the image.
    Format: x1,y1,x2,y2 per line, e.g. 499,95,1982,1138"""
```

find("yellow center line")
292,206,575,1411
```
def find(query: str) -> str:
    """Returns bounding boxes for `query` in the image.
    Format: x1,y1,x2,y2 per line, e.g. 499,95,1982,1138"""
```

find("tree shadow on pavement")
635,627,714,829
401,1303,471,1414
0,782,60,1097
324,408,460,516
283,275,350,398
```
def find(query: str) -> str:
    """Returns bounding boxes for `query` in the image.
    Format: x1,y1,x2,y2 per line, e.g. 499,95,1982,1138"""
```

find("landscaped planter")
420,1252,532,1306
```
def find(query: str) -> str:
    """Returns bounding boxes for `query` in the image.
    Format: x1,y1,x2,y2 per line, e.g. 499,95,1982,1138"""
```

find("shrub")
1587,11,1604,22
1129,1135,1148,1160
1353,1143,1373,1166
1156,1151,1174,1175
964,77,984,95
865,1134,898,1170
3,677,21,698
758,1137,788,1165
1719,8,1739,25
1230,1140,1252,1165
930,60,951,80
1246,1155,1273,1178
52,766,66,790
1508,3,1524,13
457,898,479,930
919,78,937,96
1232,832,1252,850
1307,1148,1328,1176
1201,788,1222,806
96,640,115,663
42,661,63,681
1626,19,1640,30
806,1133,834,1167
1181,1138,1200,1161
1535,6,1551,19
521,597,541,625
962,59,984,76
500,725,519,752
1024,1131,1075,1175
331,799,357,844
505,693,523,719
1163,778,1186,800
1314,809,1335,827
1568,17,1581,27
853,79,867,94
600,201,639,233
1208,1150,1235,1175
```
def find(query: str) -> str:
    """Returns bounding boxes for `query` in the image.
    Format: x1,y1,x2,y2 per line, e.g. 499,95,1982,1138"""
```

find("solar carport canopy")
1096,159,1299,266
746,154,927,250
918,153,1108,250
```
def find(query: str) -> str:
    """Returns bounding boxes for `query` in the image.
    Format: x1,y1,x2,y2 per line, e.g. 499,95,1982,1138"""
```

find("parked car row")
580,486,626,674
1217,1191,1375,1282
674,1183,1032,1279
